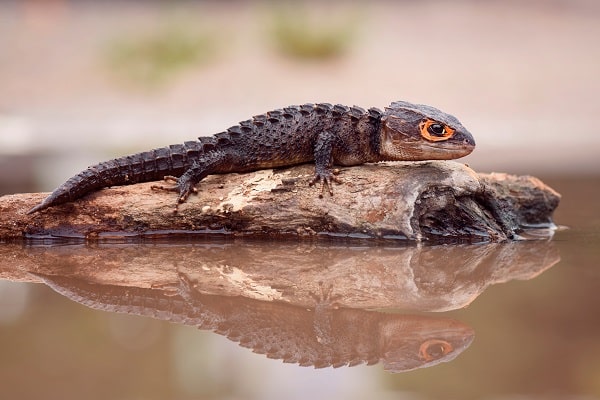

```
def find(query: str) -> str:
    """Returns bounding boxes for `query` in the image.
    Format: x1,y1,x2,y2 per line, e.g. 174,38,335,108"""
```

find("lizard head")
380,101,475,161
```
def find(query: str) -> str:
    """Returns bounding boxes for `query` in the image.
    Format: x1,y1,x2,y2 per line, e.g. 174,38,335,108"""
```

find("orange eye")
419,119,455,142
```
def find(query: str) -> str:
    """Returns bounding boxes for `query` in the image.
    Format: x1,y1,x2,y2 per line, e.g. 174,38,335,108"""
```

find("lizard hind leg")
151,151,229,213
151,175,199,213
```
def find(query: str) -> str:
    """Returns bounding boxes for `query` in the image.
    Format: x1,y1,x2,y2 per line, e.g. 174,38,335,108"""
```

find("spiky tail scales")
27,141,206,214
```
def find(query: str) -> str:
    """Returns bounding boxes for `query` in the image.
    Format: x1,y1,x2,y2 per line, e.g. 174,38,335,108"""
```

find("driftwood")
0,161,560,242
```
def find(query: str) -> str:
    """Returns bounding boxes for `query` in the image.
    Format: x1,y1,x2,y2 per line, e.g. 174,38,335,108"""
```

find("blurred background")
1,0,599,196
1,1,600,399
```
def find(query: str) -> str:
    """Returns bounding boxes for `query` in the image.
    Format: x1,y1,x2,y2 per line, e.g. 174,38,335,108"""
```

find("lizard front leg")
309,130,343,196
152,151,228,212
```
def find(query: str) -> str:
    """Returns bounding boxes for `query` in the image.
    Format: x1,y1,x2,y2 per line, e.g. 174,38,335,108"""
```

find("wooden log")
0,161,560,242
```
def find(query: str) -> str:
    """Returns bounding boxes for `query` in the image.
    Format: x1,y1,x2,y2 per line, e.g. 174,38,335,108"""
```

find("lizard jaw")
380,136,475,161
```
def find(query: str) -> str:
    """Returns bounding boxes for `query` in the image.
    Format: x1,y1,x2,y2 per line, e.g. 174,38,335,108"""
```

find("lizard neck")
367,108,384,162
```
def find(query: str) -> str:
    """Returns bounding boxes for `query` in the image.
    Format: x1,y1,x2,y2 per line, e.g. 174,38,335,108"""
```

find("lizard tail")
27,140,208,214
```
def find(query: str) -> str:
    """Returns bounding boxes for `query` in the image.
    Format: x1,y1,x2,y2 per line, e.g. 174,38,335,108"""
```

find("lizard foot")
310,282,342,345
309,169,343,197
151,175,198,213
309,281,342,310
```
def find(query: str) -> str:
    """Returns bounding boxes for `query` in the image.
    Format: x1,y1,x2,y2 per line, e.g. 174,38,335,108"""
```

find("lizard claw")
309,169,343,197
150,175,179,193
151,175,198,212
310,282,341,307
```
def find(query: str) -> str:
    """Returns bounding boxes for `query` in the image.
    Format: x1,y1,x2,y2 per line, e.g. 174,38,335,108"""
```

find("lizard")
27,100,475,214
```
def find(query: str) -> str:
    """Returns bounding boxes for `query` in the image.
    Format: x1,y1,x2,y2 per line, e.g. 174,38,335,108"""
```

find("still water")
0,177,598,400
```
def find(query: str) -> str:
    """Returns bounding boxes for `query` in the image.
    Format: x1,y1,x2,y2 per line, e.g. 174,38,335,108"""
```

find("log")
0,161,560,242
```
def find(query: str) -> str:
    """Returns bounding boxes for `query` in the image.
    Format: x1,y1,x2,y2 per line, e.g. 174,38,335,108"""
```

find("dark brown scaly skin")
27,101,475,214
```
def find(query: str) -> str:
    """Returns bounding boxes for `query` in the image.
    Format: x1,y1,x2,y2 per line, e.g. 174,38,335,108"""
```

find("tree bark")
0,161,560,242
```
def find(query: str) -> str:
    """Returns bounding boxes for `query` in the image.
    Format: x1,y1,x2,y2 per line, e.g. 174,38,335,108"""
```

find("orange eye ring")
419,119,455,142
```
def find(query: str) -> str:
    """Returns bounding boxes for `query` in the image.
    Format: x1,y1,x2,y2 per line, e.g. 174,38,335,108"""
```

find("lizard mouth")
419,135,475,159
428,129,475,157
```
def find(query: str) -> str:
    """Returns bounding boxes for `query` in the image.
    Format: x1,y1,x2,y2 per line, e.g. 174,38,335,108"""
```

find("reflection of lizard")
35,271,474,372
28,101,475,213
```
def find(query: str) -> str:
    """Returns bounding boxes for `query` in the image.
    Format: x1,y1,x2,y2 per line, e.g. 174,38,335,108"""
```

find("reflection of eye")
428,123,446,136
425,342,446,358
419,339,453,361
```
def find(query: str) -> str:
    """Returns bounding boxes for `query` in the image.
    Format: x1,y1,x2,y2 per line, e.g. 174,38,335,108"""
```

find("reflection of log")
0,161,560,242
32,272,474,373
0,240,559,311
